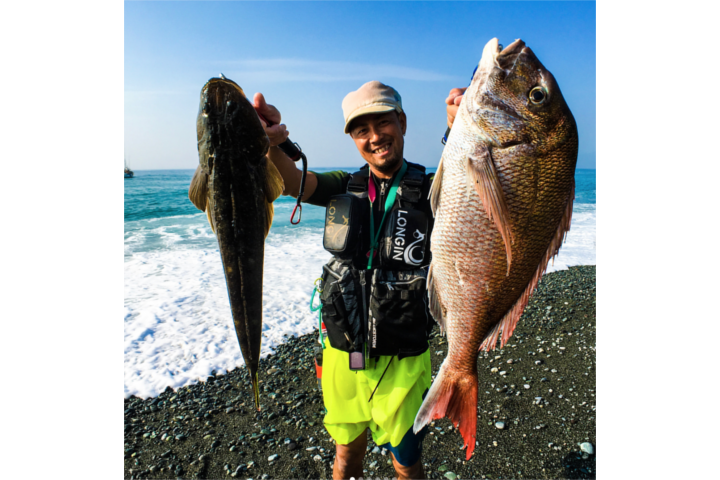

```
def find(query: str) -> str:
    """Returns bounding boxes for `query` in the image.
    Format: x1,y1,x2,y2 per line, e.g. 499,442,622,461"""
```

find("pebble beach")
124,265,596,480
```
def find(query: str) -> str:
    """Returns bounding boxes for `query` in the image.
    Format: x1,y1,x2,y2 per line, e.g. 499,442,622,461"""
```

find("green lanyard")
367,161,407,270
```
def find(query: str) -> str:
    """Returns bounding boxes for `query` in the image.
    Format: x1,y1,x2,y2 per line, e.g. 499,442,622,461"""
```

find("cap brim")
344,104,398,133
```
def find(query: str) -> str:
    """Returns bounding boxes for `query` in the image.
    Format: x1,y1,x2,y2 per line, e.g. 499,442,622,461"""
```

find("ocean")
124,167,596,398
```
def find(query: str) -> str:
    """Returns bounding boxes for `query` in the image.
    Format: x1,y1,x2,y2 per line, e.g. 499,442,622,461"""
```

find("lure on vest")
318,161,434,363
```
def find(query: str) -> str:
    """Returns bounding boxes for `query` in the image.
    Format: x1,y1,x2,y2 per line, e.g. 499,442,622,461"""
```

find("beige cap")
342,81,403,134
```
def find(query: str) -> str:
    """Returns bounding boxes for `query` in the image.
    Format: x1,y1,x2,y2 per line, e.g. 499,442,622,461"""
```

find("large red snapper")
413,38,578,460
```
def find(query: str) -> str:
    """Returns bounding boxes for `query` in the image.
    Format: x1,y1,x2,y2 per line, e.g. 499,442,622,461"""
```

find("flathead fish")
413,38,578,459
188,76,284,409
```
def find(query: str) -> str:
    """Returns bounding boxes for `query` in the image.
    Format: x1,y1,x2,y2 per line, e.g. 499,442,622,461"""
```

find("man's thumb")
253,92,266,110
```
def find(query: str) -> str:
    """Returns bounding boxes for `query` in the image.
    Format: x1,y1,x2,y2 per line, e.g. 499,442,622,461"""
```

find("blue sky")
125,1,595,170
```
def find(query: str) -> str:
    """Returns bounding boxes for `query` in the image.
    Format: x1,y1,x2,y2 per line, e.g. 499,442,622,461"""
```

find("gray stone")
313,455,322,462
372,446,380,454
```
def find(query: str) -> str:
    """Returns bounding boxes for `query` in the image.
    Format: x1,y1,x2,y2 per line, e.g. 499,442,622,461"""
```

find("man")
253,81,464,480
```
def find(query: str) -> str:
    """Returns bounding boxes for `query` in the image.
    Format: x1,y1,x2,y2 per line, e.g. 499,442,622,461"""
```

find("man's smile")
372,142,392,156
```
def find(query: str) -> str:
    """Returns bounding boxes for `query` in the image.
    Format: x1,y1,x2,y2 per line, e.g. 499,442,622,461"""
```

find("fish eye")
529,87,547,105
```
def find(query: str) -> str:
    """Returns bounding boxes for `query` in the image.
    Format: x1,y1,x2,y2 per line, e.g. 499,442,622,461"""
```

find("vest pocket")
368,271,430,359
319,260,364,352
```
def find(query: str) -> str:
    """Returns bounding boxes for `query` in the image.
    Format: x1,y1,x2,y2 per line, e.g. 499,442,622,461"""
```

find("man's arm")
252,93,317,201
266,145,318,201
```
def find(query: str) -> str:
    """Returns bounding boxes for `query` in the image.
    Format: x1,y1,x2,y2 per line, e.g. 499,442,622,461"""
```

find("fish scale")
413,38,578,460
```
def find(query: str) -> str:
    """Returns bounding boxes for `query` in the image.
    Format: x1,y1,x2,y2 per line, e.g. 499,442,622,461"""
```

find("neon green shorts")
321,343,432,448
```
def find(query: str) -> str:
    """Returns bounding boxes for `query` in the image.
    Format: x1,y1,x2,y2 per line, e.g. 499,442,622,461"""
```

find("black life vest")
322,161,432,270
319,161,434,360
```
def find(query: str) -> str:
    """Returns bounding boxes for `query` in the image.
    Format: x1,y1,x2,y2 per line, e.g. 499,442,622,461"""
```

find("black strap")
368,356,393,402
347,165,369,198
346,162,425,206
396,166,424,204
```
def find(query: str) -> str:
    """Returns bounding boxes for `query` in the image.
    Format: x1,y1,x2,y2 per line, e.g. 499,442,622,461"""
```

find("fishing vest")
318,161,434,360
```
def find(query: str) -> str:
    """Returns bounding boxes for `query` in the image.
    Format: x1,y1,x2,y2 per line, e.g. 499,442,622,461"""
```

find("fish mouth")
476,38,527,74
201,77,247,118
203,76,246,97
470,38,527,121
496,39,527,72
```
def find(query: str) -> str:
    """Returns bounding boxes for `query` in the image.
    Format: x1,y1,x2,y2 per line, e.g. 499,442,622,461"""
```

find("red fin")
414,364,478,460
466,146,514,274
479,179,575,351
479,321,501,351
427,264,446,334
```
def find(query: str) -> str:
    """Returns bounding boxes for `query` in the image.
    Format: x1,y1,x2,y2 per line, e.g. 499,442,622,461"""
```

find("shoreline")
125,265,596,479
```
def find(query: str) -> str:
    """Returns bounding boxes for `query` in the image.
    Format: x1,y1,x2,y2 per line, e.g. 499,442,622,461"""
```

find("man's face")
348,111,407,178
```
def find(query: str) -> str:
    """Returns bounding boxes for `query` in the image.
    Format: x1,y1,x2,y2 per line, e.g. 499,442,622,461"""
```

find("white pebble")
580,442,594,454
524,384,530,389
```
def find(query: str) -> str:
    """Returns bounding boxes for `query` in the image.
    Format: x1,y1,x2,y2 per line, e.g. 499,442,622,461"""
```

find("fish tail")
251,371,261,411
413,364,478,460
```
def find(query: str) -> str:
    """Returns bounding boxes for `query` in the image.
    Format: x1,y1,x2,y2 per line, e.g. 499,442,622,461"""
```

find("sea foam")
124,169,595,399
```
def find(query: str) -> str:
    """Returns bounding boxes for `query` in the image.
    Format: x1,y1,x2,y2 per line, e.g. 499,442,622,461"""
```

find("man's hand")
445,87,467,129
253,93,290,147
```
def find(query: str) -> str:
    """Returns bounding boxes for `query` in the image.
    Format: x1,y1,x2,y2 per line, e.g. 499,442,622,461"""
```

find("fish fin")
466,147,514,274
479,179,575,351
205,193,216,234
427,264,445,333
261,158,284,239
263,203,275,239
429,155,444,216
413,363,478,460
479,321,502,352
251,370,261,411
264,157,285,204
188,165,209,212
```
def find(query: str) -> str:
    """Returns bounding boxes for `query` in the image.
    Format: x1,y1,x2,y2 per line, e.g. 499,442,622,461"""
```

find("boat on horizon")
125,159,134,178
